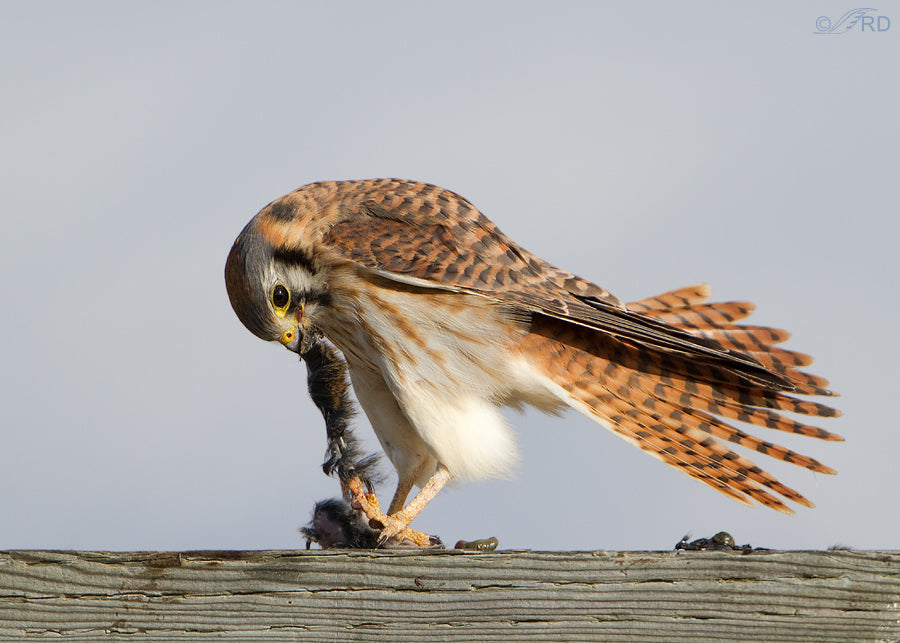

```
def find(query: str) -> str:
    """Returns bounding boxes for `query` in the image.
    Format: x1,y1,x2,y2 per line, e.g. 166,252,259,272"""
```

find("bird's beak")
279,320,319,356
279,326,302,354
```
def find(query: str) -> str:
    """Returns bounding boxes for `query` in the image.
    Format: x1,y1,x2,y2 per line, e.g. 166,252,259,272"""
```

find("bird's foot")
344,477,434,547
372,514,434,547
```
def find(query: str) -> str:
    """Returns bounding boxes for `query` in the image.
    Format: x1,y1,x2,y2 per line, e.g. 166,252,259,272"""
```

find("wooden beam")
1,550,897,641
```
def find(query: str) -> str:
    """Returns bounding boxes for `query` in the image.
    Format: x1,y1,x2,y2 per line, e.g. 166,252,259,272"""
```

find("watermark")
814,8,890,33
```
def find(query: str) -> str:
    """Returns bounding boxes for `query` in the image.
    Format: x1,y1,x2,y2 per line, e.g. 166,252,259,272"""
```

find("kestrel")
225,179,841,545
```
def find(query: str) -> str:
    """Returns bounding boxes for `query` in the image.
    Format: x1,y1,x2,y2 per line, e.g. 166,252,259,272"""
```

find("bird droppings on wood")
674,531,764,553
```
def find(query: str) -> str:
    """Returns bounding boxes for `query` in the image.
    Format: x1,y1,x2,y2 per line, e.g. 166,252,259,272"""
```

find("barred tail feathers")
524,285,840,513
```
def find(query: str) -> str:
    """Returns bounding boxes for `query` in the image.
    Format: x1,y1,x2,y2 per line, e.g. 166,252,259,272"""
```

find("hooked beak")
279,326,302,353
279,320,319,356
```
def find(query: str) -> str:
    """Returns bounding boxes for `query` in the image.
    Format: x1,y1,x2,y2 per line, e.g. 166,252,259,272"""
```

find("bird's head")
225,208,330,355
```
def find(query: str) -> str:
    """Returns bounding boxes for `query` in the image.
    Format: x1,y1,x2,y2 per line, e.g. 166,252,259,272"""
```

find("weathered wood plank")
0,550,897,641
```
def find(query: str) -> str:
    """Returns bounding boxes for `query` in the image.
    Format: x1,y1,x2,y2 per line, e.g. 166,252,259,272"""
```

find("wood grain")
1,550,898,641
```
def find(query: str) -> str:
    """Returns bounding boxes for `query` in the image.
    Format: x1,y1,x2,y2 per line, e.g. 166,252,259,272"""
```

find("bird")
225,178,841,546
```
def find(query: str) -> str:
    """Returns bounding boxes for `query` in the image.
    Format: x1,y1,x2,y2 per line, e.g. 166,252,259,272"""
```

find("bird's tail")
525,284,841,513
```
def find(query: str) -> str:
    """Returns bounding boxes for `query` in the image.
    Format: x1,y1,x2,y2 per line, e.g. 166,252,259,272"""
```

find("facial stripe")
273,247,317,274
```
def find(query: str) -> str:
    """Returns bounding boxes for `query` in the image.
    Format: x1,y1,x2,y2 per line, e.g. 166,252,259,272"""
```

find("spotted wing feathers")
321,181,794,392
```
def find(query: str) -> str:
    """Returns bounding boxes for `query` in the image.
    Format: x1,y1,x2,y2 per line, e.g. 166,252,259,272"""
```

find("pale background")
2,2,897,551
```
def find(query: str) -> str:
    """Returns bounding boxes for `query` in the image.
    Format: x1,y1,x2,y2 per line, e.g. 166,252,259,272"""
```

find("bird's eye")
271,283,290,315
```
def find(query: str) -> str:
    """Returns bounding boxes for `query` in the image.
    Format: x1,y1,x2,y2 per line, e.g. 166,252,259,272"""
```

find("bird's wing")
322,179,790,390
314,179,839,513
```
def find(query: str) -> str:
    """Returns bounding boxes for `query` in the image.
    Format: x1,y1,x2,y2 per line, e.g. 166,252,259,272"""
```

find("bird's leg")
387,477,415,515
344,476,385,520
342,463,428,546
345,464,452,547
381,464,452,540
386,457,433,514
344,476,430,545
344,476,434,546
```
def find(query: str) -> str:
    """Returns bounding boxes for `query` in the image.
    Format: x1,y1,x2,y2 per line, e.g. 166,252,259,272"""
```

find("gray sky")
2,2,898,552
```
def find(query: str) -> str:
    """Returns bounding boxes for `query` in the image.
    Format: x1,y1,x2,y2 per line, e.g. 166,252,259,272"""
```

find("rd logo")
814,8,891,34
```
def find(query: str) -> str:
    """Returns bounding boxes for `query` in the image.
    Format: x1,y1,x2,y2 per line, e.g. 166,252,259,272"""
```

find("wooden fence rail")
0,549,897,641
